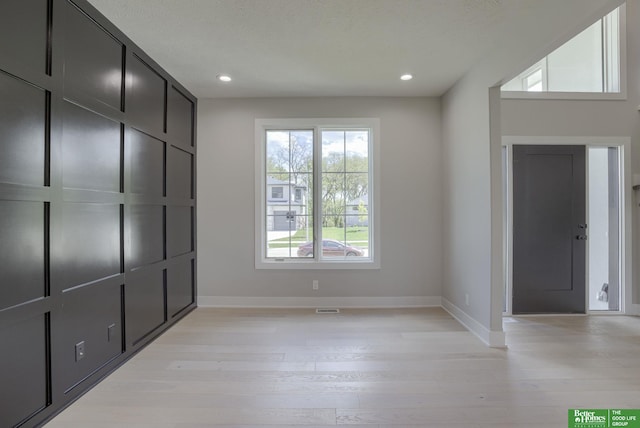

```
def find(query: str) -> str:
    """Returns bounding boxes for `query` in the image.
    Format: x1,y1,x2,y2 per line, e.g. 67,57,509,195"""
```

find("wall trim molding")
441,298,506,348
198,295,441,309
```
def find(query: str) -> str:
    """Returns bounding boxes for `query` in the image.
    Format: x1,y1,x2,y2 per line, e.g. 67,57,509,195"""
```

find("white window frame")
255,118,381,270
501,3,626,100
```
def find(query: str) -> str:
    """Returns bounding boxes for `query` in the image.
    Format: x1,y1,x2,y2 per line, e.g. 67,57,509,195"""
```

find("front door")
512,145,586,314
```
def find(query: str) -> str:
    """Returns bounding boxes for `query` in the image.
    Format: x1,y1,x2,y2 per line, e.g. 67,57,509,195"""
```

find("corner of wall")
441,298,506,348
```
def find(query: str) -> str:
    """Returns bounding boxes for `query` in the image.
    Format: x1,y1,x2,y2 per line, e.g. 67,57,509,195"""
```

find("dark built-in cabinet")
0,1,197,426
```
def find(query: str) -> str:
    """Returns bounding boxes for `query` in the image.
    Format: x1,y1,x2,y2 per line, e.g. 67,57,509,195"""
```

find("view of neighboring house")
346,194,368,227
266,176,307,231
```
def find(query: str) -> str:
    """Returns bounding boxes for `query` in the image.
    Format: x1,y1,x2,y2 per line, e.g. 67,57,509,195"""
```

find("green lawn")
269,227,369,248
320,227,369,242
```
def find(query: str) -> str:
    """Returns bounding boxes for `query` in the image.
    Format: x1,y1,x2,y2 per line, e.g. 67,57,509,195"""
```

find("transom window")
502,5,623,95
255,118,379,269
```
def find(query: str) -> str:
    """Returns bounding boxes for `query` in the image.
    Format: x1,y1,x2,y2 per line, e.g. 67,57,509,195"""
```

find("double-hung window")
255,118,379,269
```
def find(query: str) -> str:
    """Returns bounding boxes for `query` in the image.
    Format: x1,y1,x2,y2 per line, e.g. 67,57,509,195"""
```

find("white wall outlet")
312,280,319,290
465,293,469,306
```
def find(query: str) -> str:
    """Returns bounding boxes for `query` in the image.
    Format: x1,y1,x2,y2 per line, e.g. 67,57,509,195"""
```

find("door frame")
502,136,634,315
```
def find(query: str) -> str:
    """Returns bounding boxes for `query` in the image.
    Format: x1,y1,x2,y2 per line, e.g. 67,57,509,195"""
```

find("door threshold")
507,313,588,317
587,310,624,316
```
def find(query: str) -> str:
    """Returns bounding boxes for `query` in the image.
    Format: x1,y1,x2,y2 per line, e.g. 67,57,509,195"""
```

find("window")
255,118,379,269
271,186,284,199
524,68,544,92
502,5,623,95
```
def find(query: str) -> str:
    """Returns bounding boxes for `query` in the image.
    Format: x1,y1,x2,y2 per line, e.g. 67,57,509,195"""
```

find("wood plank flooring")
44,308,640,427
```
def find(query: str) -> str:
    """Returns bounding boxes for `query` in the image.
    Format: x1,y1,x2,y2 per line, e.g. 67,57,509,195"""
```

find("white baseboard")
197,295,441,309
441,298,506,348
626,303,640,316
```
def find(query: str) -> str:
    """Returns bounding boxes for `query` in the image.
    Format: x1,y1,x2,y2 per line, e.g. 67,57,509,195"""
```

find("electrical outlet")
465,293,469,306
312,280,319,290
107,323,116,342
75,341,85,362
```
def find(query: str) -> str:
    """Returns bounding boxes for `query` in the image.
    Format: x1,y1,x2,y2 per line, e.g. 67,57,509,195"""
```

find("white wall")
197,97,443,307
441,0,622,346
441,78,494,332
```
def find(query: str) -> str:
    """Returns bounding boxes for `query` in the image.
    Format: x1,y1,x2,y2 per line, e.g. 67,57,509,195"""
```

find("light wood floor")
45,307,640,428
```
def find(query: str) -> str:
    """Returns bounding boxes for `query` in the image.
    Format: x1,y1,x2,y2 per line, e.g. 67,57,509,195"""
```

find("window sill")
501,90,627,101
255,259,380,270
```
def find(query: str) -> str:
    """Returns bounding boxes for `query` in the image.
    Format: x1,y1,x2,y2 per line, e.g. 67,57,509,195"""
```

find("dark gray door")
512,145,586,314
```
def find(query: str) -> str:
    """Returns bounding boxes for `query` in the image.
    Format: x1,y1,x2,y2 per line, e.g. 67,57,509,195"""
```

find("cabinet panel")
56,282,122,392
127,55,165,136
167,258,193,318
0,0,48,73
167,206,192,258
0,71,46,186
62,101,121,192
125,268,164,345
129,129,164,196
128,204,164,269
0,314,48,428
60,203,121,289
0,201,45,310
167,86,193,146
167,145,192,199
64,0,123,109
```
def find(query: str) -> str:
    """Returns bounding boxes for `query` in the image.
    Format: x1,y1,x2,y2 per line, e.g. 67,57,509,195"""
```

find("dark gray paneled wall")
0,0,197,426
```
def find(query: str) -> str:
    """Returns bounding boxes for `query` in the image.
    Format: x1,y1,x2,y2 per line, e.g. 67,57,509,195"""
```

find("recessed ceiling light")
400,74,413,81
217,74,232,82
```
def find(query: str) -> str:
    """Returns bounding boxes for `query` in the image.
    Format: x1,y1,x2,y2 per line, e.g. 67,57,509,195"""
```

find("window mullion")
342,131,347,256
313,127,321,260
288,132,293,258
601,16,606,92
263,129,269,259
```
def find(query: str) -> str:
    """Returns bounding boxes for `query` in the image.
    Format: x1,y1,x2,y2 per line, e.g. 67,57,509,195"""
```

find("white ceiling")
84,0,577,98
